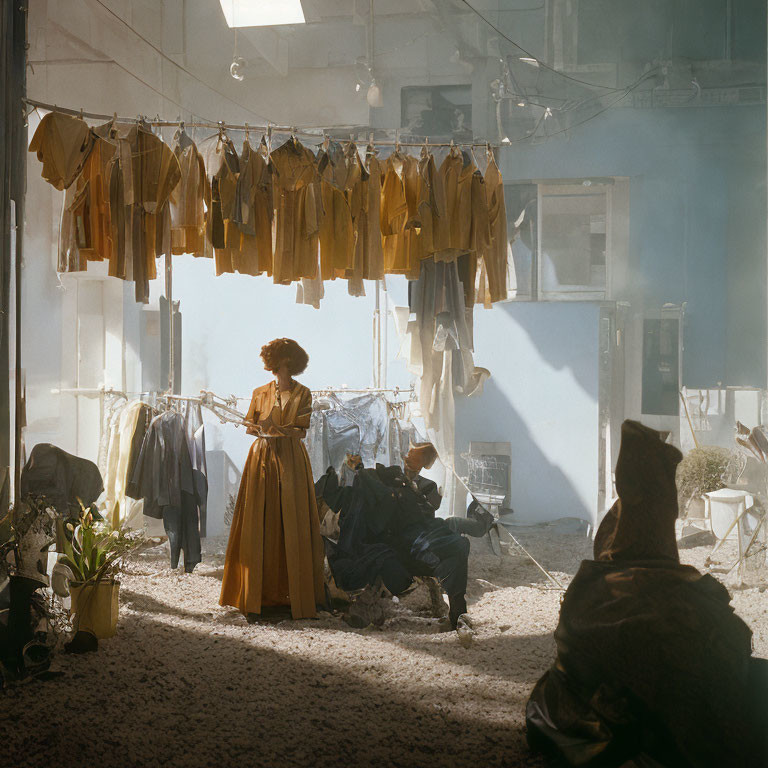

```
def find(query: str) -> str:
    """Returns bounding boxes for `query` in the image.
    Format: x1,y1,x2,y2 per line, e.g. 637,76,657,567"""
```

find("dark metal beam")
0,0,28,507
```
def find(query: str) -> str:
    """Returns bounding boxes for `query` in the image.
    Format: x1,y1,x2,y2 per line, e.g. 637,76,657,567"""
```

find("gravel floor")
1,519,765,768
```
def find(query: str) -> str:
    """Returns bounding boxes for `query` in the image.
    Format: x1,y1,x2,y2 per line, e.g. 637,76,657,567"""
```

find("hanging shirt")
361,151,385,281
340,143,366,296
199,133,240,276
417,150,449,260
269,137,321,285
29,111,94,191
169,132,207,258
380,152,422,279
317,141,355,282
438,148,475,256
479,157,508,305
232,138,273,277
55,120,119,274
108,124,181,302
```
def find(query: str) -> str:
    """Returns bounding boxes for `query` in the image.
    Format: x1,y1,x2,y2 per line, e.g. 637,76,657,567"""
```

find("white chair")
703,488,763,584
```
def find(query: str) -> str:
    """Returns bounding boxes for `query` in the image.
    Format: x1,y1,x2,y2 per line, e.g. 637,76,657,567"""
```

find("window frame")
535,181,613,302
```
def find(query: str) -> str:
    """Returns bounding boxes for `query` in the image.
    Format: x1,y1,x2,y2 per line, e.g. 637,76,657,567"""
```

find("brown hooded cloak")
526,420,767,768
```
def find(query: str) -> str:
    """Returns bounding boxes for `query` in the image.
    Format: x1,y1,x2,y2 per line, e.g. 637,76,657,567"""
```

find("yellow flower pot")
69,580,120,639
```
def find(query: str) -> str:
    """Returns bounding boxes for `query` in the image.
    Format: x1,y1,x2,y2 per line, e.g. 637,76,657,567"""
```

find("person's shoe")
448,594,468,630
467,500,494,535
456,614,474,648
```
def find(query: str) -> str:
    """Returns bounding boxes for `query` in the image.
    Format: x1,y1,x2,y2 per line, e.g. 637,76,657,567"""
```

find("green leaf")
60,555,84,582
58,519,76,562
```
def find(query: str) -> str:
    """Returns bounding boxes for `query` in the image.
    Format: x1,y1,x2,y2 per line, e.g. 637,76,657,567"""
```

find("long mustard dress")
220,381,325,619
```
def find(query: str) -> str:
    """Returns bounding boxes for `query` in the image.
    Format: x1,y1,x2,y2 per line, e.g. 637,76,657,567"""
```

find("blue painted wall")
456,302,601,523
457,101,766,524
501,104,767,389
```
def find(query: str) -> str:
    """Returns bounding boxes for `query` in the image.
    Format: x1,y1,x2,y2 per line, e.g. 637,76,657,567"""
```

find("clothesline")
56,385,415,406
312,386,415,396
24,98,500,150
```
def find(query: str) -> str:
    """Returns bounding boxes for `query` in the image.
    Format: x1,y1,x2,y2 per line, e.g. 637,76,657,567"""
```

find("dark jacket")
20,443,103,518
129,411,195,519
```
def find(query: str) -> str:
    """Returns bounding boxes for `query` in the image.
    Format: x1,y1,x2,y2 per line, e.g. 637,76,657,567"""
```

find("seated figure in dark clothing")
402,442,495,536
526,420,768,768
316,457,471,629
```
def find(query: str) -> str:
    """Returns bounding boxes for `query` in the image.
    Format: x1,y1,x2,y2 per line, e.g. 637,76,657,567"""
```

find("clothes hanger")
420,136,430,161
486,141,496,169
175,118,195,150
469,144,480,170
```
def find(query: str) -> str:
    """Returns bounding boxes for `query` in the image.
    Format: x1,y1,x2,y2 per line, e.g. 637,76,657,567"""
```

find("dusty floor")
1,520,766,768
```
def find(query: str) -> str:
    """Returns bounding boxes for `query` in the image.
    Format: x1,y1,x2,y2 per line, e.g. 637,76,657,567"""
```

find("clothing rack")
312,386,414,396
24,98,500,150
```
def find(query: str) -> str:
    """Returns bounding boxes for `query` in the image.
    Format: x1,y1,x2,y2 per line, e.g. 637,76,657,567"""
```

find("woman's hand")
258,414,274,432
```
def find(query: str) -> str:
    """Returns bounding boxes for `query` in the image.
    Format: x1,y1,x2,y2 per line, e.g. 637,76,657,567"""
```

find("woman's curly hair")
260,338,309,376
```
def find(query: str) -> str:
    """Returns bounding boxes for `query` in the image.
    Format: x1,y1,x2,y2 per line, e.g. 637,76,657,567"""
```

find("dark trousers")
445,515,488,538
162,491,201,572
408,521,470,599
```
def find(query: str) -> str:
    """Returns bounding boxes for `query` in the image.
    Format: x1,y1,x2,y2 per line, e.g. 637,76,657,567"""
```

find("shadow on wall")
495,302,601,401
456,378,592,524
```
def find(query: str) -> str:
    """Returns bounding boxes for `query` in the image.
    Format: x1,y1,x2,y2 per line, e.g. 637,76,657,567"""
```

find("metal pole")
382,279,388,389
22,98,501,149
373,279,382,388
165,252,174,393
449,464,565,590
13,2,27,495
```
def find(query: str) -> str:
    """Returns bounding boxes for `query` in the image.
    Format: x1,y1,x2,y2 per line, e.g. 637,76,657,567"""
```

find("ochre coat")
220,381,325,619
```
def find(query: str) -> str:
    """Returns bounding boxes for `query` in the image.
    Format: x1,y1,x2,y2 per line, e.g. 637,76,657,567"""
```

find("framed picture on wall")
400,85,472,141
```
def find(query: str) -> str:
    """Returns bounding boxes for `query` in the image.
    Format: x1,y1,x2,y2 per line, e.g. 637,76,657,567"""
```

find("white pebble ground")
1,520,765,768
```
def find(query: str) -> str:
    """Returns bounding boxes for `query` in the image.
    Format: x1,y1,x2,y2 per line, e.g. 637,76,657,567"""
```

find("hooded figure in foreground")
526,420,767,768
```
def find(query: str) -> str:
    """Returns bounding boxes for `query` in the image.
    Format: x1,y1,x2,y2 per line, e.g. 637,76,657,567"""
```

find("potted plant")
676,446,742,517
56,503,148,639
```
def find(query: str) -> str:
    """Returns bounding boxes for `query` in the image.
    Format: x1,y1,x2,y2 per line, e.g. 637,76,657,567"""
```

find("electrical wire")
498,70,651,144
534,79,644,140
497,3,546,10
91,0,273,124
458,0,627,92
547,68,659,114
27,58,218,124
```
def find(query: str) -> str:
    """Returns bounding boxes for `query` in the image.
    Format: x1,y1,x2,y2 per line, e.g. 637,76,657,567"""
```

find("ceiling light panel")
219,0,306,28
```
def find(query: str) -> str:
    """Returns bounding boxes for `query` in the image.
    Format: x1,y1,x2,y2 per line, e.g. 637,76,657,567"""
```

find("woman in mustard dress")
220,338,325,620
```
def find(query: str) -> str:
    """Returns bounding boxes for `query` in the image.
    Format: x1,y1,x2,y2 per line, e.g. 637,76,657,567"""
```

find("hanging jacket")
129,411,196,520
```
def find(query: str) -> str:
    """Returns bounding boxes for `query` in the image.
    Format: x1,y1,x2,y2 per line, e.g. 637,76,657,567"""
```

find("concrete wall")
503,104,767,392
21,0,767,530
470,103,767,524
456,302,600,524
